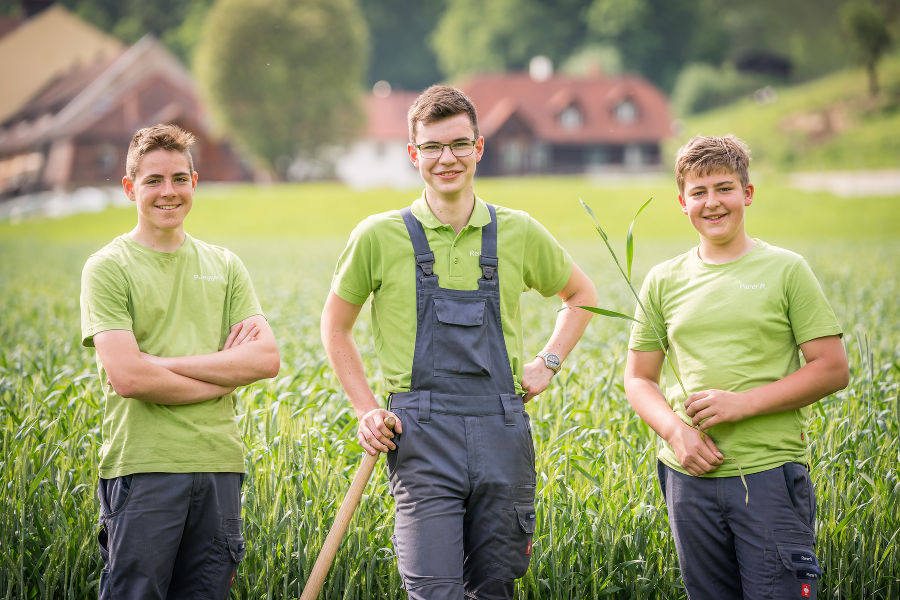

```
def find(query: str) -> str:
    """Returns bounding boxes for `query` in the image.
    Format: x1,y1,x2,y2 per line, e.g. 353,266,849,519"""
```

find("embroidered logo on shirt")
194,274,225,282
738,281,766,290
469,249,481,257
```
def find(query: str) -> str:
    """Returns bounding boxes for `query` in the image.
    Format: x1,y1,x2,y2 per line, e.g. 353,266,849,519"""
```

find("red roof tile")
365,90,420,141
458,71,672,145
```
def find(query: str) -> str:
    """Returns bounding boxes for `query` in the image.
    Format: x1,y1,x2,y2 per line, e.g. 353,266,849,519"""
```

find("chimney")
529,55,553,82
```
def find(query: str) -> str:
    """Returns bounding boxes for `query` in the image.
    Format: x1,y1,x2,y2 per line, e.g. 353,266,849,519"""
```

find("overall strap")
400,207,435,278
479,204,498,281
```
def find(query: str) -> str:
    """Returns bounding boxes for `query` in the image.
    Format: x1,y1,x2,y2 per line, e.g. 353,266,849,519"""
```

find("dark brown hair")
407,85,479,142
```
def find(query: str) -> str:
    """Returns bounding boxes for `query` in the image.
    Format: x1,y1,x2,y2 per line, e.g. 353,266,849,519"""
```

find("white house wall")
335,140,420,190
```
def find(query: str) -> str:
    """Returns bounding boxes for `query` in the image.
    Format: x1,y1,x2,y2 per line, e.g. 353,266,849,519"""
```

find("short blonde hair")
126,124,195,181
675,135,751,194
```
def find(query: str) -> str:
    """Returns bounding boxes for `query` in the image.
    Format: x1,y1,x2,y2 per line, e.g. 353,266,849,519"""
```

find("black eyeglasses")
414,139,477,159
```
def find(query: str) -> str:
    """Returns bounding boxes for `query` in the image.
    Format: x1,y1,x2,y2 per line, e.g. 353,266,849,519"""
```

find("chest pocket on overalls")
432,297,490,377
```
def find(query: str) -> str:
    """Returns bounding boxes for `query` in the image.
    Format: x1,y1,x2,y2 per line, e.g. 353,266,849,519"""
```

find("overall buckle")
479,255,498,280
415,251,435,276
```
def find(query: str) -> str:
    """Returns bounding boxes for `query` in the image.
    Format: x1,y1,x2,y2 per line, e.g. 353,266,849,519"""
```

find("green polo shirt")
332,195,573,394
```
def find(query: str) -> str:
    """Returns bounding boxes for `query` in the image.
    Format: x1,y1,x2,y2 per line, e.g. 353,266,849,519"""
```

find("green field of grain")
1,177,898,598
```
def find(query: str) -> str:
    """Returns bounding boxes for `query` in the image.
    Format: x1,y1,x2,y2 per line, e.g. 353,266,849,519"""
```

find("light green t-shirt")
80,234,263,478
332,195,573,394
629,241,842,477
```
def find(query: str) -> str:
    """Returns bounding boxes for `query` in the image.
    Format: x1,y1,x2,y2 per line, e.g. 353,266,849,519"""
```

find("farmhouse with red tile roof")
338,69,672,188
461,71,672,176
0,5,251,200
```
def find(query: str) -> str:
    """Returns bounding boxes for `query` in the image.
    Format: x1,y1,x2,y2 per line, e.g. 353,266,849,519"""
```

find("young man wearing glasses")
321,85,597,599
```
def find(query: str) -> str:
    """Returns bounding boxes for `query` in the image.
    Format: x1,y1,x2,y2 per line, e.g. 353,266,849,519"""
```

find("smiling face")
407,112,484,206
679,169,754,260
124,149,197,247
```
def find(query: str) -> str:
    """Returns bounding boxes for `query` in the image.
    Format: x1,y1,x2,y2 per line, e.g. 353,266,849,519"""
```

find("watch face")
543,353,560,369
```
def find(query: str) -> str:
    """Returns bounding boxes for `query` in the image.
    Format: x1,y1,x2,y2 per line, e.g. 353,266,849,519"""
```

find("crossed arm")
623,335,848,476
94,314,280,406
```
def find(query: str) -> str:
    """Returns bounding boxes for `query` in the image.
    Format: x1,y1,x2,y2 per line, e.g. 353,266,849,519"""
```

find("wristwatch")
536,351,561,374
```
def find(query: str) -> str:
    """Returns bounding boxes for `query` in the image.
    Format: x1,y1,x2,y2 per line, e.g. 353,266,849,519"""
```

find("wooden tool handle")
300,416,396,600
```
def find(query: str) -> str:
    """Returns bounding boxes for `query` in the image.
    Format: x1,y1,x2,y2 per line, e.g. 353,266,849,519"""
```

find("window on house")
98,144,116,173
558,105,583,130
614,99,638,124
502,141,525,172
587,147,608,166
624,144,643,167
531,143,549,172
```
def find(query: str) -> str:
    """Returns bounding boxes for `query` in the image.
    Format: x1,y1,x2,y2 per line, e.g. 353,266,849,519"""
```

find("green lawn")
2,175,898,246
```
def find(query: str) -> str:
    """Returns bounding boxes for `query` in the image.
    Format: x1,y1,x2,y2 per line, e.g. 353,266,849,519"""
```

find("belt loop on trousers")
418,390,431,423
500,395,515,426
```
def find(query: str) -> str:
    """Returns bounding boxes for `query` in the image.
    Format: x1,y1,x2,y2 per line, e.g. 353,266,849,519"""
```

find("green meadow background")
1,173,898,599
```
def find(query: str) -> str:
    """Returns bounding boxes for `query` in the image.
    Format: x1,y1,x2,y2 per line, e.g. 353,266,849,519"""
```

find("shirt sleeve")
628,266,669,352
786,258,843,344
331,216,383,306
80,255,133,347
521,216,573,297
227,251,264,327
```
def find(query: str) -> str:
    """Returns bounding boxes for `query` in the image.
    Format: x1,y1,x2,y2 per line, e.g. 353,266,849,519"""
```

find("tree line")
19,0,896,177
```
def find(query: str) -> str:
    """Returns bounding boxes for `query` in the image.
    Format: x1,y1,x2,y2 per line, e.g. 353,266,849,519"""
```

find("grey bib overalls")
387,205,537,600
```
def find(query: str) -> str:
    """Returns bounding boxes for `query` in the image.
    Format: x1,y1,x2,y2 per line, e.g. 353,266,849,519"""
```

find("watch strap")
536,351,561,373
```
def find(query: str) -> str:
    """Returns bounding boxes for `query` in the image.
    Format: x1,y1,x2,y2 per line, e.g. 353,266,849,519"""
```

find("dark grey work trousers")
97,472,245,600
658,461,823,600
388,392,537,600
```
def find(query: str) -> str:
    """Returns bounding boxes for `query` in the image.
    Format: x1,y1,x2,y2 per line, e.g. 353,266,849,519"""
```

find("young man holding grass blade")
624,135,849,599
321,85,596,599
80,124,280,599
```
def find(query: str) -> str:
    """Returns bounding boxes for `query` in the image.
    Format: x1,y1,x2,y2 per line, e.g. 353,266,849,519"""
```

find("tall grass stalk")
578,198,687,398
578,198,748,500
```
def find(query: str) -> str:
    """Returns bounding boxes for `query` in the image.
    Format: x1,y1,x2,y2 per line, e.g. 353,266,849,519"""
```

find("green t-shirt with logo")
81,234,263,478
628,241,842,477
332,195,573,395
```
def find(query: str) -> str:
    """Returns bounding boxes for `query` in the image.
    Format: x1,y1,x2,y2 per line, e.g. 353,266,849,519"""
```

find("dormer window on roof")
558,105,583,130
614,99,638,124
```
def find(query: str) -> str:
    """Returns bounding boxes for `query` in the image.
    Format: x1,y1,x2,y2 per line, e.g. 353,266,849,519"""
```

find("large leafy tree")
432,0,592,81
60,0,214,63
362,0,445,90
194,0,368,178
60,0,437,91
841,0,894,96
585,0,712,92
585,0,853,92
